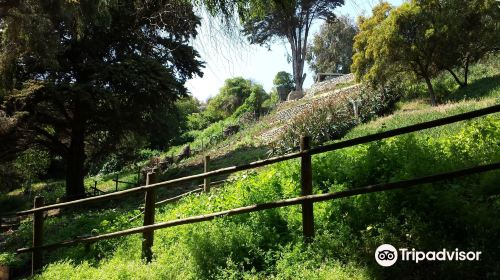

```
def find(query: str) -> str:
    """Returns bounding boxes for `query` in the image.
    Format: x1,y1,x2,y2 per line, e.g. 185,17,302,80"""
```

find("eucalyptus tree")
307,16,357,75
238,0,344,92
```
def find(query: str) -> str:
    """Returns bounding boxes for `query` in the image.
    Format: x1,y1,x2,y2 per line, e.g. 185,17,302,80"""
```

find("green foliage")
307,16,358,75
273,71,295,92
262,89,280,111
351,0,499,105
393,52,499,103
271,85,400,152
239,0,344,90
186,112,212,131
4,46,499,280
0,0,204,197
176,96,201,119
173,95,202,141
193,77,268,131
233,83,269,118
29,114,500,279
137,149,162,161
0,252,21,267
205,77,255,120
431,0,499,87
13,148,50,191
351,2,393,84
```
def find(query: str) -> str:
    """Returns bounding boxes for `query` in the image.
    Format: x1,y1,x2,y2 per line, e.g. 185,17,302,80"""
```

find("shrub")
270,85,400,152
0,253,21,267
137,149,162,161
13,148,51,192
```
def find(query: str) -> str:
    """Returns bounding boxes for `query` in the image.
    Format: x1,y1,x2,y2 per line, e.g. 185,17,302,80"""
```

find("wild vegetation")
351,0,498,106
1,0,499,279
307,15,358,75
0,52,497,279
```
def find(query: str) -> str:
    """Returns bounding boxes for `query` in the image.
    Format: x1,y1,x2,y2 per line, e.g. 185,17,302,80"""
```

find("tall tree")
434,0,499,87
0,0,203,199
307,15,357,75
385,1,445,106
239,0,344,92
351,2,394,86
353,1,444,106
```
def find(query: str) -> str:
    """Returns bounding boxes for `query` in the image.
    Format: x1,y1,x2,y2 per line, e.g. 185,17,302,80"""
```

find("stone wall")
306,73,355,97
259,84,361,144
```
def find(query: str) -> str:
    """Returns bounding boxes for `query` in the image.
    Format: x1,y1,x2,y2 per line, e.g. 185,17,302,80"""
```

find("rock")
162,155,174,165
223,125,240,137
287,90,304,101
176,145,190,162
276,86,289,102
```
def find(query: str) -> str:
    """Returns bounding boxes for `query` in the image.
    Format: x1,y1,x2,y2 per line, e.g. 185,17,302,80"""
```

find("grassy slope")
2,55,499,279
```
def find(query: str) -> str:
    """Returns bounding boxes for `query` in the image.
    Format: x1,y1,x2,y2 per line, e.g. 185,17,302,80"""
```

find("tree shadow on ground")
444,75,500,102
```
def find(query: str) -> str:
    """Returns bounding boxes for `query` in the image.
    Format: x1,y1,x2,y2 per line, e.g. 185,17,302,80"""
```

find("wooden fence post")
115,175,119,192
300,136,314,242
137,168,141,186
32,196,44,275
204,155,210,192
142,169,157,262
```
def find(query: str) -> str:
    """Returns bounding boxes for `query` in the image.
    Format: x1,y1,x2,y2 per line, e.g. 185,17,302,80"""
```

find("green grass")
2,55,499,279
21,112,500,280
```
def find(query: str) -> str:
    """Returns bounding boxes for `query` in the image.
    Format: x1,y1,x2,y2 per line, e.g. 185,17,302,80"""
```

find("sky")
186,0,404,102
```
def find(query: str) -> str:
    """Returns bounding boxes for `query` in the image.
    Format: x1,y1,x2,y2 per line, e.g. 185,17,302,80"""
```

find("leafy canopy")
351,0,499,106
0,0,204,197
238,0,344,91
205,77,267,120
307,15,358,75
273,71,295,91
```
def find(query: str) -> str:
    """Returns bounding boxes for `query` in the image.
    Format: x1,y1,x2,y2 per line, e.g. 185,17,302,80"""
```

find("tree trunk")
65,106,86,200
423,76,437,106
289,31,306,92
291,44,302,92
447,69,465,88
463,56,469,87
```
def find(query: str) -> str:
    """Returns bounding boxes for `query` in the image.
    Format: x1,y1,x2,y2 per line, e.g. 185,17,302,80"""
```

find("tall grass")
21,113,500,280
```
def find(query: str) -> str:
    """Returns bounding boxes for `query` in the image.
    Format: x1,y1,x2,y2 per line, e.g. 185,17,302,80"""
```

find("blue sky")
186,0,404,102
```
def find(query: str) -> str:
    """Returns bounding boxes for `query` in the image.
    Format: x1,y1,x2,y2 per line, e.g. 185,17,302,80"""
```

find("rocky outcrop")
276,86,289,102
223,125,240,137
287,90,304,101
176,145,191,162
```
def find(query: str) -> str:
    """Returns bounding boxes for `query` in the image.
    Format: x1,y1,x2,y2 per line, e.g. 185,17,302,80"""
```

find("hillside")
1,55,500,279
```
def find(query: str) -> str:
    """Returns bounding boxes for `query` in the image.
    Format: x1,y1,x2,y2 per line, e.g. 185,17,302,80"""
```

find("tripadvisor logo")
375,244,398,267
375,244,482,267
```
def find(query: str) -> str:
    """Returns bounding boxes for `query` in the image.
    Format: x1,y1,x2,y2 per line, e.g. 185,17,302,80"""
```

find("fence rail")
11,104,500,276
17,161,500,254
15,104,500,217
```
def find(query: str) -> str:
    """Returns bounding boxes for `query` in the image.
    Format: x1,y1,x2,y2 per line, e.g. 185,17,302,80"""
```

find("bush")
31,115,500,280
187,112,213,131
137,149,162,161
270,84,400,152
0,253,21,267
13,148,51,192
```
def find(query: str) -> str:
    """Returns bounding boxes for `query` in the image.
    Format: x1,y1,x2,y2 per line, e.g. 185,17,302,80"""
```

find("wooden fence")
89,170,141,196
10,104,500,276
